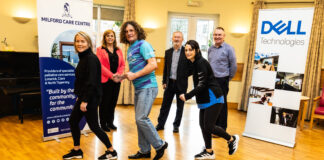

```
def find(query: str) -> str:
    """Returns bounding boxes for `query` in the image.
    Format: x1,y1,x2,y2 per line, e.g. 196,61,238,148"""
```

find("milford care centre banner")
243,8,314,147
37,0,93,141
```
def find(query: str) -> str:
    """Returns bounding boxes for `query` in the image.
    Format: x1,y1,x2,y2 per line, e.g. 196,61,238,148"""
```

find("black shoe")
194,149,215,159
173,127,179,133
212,134,220,138
101,126,110,132
63,149,83,159
128,151,151,159
98,150,118,160
108,124,117,130
228,135,240,155
153,142,168,160
155,124,164,131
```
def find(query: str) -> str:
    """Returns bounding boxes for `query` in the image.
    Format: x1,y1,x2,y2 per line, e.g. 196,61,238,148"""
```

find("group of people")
62,20,239,160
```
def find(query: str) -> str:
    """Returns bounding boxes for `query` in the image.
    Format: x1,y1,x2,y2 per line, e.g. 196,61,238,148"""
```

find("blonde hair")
102,30,117,49
74,31,93,53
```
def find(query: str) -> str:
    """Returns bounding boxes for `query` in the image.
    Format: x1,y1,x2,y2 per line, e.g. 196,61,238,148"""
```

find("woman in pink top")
96,30,125,132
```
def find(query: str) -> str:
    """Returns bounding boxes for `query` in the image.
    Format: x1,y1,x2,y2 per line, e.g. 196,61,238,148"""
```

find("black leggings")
199,103,231,149
99,80,121,127
69,98,112,148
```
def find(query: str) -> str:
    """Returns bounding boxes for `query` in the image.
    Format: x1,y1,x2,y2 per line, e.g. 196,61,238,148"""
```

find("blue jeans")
134,87,163,153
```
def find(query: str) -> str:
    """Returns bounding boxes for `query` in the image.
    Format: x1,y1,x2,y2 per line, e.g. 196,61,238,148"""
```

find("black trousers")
200,103,231,149
157,80,185,128
99,80,121,127
69,97,112,148
215,77,229,130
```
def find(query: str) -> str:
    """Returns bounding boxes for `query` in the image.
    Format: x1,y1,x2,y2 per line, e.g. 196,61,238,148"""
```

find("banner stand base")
43,130,91,142
242,132,295,148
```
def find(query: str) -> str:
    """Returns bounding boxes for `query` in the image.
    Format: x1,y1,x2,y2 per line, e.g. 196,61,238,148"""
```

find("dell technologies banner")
243,8,314,147
37,0,93,141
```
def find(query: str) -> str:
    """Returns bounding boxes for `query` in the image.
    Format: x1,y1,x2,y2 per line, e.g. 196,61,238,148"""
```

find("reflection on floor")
1,103,324,159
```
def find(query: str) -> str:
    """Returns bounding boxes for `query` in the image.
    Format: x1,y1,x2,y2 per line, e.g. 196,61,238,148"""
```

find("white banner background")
37,0,93,141
243,8,314,147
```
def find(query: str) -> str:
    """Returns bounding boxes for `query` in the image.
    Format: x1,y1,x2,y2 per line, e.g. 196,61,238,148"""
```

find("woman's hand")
179,94,186,102
112,74,121,83
80,102,88,112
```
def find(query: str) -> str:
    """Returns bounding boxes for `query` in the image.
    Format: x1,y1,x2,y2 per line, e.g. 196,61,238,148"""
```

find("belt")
169,79,176,82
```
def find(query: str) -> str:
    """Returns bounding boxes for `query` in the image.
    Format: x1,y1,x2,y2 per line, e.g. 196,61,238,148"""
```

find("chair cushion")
319,91,324,106
315,106,324,115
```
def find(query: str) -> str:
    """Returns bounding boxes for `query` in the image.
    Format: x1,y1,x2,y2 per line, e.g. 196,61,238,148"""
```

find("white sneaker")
194,149,215,159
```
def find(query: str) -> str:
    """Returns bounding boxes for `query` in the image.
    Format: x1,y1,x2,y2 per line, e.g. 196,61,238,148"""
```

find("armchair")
310,92,324,129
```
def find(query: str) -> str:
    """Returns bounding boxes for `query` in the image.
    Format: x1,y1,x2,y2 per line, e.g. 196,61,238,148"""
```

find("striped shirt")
127,40,157,90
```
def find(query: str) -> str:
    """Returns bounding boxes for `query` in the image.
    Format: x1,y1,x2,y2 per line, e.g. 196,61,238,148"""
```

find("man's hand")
125,72,137,81
179,94,186,102
80,102,88,112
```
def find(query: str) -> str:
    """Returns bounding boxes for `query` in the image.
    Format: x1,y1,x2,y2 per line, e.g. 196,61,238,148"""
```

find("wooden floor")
1,103,324,160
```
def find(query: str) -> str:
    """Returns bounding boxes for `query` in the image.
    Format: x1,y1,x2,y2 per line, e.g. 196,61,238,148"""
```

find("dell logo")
261,20,306,35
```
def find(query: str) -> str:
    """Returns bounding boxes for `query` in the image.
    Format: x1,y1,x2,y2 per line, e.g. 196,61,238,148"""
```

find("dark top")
74,48,102,103
104,47,118,74
163,46,193,93
185,56,223,104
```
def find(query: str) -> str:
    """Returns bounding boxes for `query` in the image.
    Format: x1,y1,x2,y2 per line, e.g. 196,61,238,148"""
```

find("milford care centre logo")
62,2,72,18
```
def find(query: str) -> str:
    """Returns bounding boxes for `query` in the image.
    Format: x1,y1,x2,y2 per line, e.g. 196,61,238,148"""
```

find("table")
297,96,310,130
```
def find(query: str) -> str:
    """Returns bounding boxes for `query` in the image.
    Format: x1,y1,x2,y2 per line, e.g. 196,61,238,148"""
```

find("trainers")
98,150,118,160
101,126,110,132
228,135,240,155
194,149,215,159
173,127,179,133
108,124,117,130
128,151,151,159
212,134,220,138
153,141,168,160
155,124,164,131
63,149,83,159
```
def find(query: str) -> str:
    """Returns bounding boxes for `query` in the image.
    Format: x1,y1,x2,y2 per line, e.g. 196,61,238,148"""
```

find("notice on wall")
37,0,93,141
243,8,314,147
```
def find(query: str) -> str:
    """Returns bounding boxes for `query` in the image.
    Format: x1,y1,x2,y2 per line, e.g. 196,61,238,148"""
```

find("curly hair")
120,21,146,44
101,30,117,49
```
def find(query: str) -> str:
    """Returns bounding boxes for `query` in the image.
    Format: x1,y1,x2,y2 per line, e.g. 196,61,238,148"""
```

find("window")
93,5,124,48
167,13,218,59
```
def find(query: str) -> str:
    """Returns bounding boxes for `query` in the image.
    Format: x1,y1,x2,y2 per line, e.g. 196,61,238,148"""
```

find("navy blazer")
162,46,192,93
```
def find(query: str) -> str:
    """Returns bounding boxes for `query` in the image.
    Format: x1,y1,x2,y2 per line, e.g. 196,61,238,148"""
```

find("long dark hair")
120,21,146,44
185,40,202,60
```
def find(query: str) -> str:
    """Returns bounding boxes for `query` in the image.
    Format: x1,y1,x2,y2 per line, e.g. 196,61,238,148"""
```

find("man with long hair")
120,21,168,160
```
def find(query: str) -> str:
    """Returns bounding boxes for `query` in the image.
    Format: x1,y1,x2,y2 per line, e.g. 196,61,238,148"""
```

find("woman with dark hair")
63,31,117,160
179,40,239,159
97,30,125,132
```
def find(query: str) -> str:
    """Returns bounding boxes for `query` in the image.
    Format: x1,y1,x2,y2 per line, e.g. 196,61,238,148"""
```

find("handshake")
112,72,137,82
112,74,126,83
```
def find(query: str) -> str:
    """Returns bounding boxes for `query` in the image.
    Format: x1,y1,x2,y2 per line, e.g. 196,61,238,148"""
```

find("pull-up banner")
243,8,314,147
37,0,93,141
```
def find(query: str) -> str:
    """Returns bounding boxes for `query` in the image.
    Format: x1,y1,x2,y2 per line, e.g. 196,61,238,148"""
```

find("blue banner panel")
40,57,86,138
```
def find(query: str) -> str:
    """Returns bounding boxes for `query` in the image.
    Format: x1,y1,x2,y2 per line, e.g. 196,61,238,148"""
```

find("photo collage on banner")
37,0,93,141
243,8,314,147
